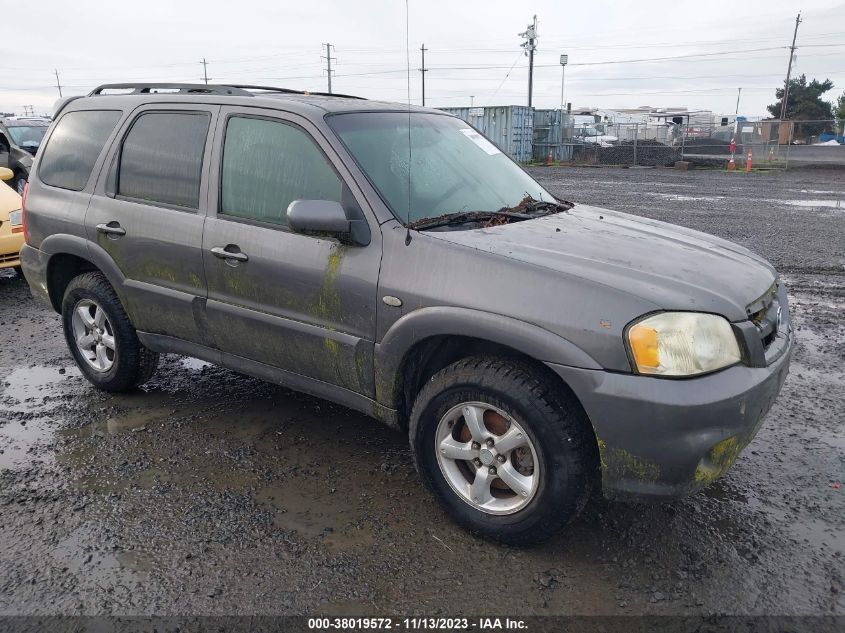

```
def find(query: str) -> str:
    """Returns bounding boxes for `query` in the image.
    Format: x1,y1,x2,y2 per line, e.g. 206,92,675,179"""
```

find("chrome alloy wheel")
435,402,539,515
71,299,116,372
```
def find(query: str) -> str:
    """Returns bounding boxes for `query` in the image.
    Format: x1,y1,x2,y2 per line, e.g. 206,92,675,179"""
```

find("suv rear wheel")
61,272,159,391
410,356,596,545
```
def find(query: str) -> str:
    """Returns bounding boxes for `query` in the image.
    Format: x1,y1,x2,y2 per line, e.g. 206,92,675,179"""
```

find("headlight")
627,312,741,377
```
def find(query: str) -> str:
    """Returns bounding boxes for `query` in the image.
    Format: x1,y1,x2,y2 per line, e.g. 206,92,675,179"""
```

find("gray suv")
19,83,792,544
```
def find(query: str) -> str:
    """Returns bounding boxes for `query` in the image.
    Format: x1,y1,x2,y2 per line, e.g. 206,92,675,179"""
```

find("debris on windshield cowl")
408,196,574,231
510,195,573,215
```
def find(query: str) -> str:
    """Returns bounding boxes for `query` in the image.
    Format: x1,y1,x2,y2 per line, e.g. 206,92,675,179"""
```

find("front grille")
0,252,18,264
747,283,781,352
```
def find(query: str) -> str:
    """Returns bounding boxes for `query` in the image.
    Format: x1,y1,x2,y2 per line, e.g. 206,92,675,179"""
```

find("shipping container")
437,105,534,163
532,109,573,161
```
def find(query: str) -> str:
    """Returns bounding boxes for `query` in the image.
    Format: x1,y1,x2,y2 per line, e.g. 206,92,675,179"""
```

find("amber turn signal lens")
628,323,659,372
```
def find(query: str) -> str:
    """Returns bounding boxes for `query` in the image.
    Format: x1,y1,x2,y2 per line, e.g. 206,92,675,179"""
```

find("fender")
374,306,602,408
40,234,129,311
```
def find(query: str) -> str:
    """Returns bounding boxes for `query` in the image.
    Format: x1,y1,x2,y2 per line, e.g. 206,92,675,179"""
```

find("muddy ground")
0,167,843,616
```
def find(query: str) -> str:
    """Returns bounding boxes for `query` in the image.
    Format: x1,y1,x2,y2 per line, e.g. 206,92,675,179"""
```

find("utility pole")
322,43,336,94
519,15,538,108
419,44,428,106
54,69,63,98
735,87,742,114
470,95,475,108
779,12,802,120
22,105,33,116
201,58,210,85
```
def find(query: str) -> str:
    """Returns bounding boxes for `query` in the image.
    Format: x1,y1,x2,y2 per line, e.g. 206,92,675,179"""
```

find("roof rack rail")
89,83,254,96
227,84,366,100
89,83,365,100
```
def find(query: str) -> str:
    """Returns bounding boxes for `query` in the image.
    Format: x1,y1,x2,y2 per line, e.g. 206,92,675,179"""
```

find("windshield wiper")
408,210,533,231
408,196,572,231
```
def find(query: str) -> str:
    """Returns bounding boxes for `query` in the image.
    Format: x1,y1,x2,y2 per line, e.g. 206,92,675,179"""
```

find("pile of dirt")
683,137,744,156
595,140,682,166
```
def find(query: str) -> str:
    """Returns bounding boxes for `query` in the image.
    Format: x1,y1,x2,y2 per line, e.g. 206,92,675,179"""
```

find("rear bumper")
19,243,53,308
549,328,793,500
0,232,24,269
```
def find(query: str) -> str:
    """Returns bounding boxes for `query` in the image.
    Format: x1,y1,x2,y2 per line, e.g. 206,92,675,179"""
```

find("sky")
2,0,844,118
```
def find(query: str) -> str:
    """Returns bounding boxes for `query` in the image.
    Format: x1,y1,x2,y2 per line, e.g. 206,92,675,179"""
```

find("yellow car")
0,167,24,274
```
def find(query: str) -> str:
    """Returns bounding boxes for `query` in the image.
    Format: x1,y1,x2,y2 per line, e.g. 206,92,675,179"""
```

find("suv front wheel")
410,356,597,545
62,272,159,391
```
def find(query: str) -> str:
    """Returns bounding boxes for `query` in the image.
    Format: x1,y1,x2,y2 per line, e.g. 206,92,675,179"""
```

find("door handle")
96,222,126,237
210,246,248,262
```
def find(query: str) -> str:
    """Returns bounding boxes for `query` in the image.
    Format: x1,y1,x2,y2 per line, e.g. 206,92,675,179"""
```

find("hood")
426,204,776,321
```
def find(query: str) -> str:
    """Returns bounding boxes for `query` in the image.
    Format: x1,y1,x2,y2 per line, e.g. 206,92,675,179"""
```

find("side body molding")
374,306,602,408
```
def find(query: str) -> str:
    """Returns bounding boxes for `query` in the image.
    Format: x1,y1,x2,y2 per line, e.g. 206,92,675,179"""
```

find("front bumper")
0,230,24,269
549,327,793,500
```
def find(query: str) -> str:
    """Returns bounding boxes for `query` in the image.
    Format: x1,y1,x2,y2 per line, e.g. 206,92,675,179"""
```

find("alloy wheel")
71,299,116,372
435,401,539,515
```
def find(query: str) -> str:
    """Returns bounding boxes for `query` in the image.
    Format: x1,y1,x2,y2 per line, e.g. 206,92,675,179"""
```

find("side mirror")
287,200,351,236
0,167,13,182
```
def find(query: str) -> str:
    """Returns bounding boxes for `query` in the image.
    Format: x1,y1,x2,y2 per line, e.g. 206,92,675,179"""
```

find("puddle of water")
781,199,843,209
0,365,80,470
647,193,725,202
55,525,152,579
0,419,55,470
1,365,80,413
181,357,212,372
72,408,169,438
255,477,379,551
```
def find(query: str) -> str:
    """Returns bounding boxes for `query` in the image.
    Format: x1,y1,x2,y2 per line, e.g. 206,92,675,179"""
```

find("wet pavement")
1,167,843,616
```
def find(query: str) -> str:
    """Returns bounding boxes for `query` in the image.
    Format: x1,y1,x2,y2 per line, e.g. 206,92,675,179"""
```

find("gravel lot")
1,166,843,616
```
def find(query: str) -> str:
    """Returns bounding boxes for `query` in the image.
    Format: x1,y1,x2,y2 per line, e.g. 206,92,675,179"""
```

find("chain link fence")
541,118,844,169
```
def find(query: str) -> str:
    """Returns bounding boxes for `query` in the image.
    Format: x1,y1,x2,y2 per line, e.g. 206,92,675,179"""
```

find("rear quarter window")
38,110,122,191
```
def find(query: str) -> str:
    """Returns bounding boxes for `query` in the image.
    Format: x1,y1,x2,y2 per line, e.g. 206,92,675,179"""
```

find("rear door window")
220,116,342,226
38,110,122,191
118,112,210,209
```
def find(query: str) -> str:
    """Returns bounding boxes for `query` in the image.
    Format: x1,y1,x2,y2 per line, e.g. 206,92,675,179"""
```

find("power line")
486,53,523,106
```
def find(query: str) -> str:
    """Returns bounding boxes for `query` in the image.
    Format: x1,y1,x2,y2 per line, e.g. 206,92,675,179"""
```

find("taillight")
21,182,29,244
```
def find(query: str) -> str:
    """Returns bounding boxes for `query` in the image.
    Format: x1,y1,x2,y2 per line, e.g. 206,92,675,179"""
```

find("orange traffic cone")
546,150,553,166
745,149,753,173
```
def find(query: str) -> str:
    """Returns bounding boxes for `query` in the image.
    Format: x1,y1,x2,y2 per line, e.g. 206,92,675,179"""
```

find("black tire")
409,356,597,545
13,172,26,195
61,271,159,391
13,266,23,277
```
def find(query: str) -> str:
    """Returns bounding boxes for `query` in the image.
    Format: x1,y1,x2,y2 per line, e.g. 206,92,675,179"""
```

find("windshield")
327,112,553,224
578,127,602,137
7,125,47,147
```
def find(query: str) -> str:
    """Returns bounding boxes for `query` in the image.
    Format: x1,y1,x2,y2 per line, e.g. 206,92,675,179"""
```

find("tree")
767,74,835,137
836,92,845,135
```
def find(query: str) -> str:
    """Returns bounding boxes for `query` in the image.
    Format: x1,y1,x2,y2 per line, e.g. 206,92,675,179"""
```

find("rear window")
117,112,210,209
38,110,122,191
